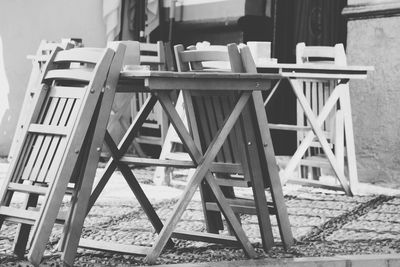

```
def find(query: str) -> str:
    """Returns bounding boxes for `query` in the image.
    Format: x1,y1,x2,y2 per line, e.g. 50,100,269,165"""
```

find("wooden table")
77,70,294,264
257,63,373,195
72,64,371,263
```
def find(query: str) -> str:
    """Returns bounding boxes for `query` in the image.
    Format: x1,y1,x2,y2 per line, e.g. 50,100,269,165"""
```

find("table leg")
86,95,158,213
286,79,352,195
252,91,294,249
145,92,256,263
340,83,359,189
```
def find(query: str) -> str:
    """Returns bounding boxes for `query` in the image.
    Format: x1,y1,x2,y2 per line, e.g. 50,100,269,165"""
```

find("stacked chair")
172,43,293,251
0,42,125,266
107,41,172,157
8,38,83,162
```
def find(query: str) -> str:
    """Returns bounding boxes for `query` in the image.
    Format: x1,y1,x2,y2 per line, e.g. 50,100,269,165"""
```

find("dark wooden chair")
173,43,293,251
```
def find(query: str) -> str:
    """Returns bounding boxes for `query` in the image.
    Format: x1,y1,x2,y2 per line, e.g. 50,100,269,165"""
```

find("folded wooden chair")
8,38,83,162
132,41,169,149
285,42,352,189
172,43,293,252
0,43,125,266
153,43,230,186
108,41,171,157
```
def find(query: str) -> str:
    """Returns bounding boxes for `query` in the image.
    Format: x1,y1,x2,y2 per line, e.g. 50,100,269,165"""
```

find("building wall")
0,0,107,156
344,0,400,186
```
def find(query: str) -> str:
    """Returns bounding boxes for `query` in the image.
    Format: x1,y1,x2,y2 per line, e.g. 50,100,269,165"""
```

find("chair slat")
45,69,93,82
21,97,60,181
8,183,47,195
28,124,69,136
301,47,336,59
29,99,68,182
180,50,229,64
0,207,38,224
43,97,81,183
54,48,103,64
212,96,232,163
37,98,76,183
49,86,86,99
139,55,162,64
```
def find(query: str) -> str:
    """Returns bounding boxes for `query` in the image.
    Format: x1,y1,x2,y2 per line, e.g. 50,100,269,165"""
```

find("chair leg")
199,181,223,233
13,192,39,258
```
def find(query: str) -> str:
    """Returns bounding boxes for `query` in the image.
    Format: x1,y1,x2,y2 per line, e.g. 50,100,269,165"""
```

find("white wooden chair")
292,42,348,184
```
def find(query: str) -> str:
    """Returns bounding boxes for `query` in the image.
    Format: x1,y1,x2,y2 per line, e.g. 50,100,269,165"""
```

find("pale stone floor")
1,162,400,266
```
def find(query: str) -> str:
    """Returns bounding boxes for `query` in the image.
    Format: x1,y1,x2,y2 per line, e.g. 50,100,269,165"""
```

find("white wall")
0,0,107,156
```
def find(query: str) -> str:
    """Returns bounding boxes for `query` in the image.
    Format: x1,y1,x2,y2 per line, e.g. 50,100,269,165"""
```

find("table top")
117,63,372,92
256,63,373,79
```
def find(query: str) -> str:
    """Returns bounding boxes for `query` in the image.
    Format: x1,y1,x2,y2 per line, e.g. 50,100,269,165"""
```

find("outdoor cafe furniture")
0,41,371,266
80,43,371,262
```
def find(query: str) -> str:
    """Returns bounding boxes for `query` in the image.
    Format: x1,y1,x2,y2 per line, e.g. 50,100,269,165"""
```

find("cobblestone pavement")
1,164,400,266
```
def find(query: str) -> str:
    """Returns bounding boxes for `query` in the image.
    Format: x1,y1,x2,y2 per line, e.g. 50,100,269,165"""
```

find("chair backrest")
174,43,268,185
296,42,347,66
295,42,348,145
174,44,232,72
8,39,84,162
139,41,166,70
15,46,120,184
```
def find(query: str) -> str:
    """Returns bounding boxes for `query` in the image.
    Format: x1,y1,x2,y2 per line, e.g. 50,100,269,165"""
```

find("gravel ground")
1,166,400,266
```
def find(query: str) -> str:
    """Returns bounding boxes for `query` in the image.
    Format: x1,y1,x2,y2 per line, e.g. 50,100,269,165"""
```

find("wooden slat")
269,123,311,131
193,95,212,153
0,206,38,224
287,178,343,191
213,96,232,162
8,183,47,195
44,98,81,183
180,50,229,63
45,69,93,82
214,177,250,187
301,46,336,58
28,124,69,136
172,230,239,246
280,72,367,80
300,156,331,168
134,136,163,145
205,202,276,215
139,42,158,52
37,98,76,182
205,96,224,162
21,97,60,181
140,55,161,64
54,48,102,64
78,239,151,256
30,98,68,182
48,86,86,99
